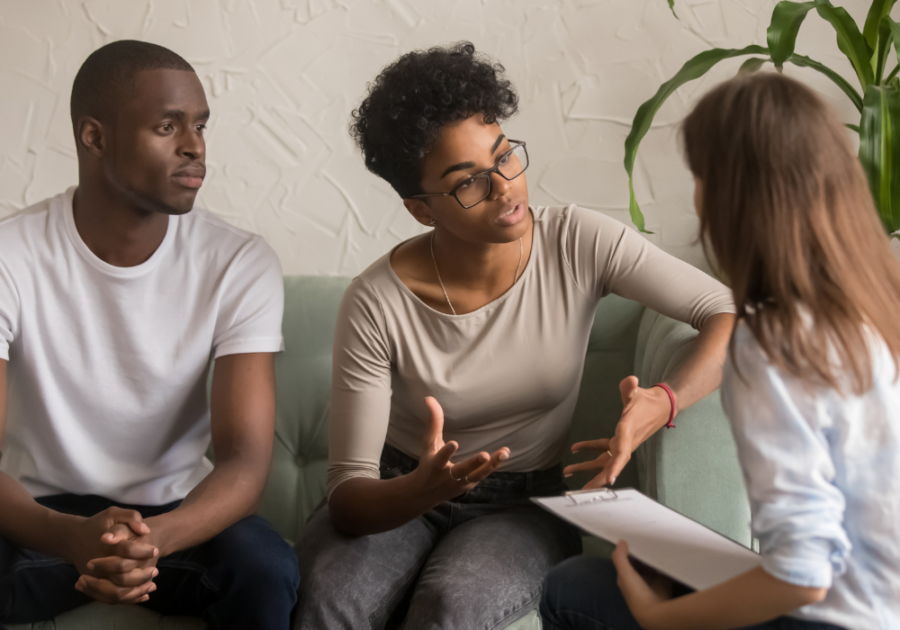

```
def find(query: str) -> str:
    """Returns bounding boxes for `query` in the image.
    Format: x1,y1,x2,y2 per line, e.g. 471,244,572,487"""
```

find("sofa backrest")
261,277,650,543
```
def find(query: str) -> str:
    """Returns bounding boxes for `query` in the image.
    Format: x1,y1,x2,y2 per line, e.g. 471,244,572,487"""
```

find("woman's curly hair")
350,42,519,199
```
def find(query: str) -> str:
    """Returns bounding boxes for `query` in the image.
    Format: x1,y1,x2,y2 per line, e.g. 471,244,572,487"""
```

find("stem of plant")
887,64,900,83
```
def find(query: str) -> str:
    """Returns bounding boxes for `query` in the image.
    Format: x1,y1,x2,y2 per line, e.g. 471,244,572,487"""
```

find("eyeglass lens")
456,144,529,208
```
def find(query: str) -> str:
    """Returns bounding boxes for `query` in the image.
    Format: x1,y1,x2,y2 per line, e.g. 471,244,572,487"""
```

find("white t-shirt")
0,187,284,505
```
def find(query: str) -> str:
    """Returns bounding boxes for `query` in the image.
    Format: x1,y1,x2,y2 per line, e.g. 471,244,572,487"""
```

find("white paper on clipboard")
532,488,761,591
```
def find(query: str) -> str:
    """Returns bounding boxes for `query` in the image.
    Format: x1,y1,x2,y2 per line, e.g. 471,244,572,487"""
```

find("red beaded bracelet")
654,383,676,428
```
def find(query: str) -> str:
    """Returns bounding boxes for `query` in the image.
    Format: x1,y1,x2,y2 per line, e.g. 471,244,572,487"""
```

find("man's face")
104,69,209,215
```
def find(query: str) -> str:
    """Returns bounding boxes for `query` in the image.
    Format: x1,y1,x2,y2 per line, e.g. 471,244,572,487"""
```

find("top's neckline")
385,207,540,319
61,186,178,279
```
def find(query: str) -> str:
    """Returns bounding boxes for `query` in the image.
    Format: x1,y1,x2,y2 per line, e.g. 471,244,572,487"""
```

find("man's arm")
0,360,158,605
141,352,276,556
0,360,72,559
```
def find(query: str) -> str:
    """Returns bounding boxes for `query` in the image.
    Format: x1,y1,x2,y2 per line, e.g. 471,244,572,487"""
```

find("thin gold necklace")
429,231,523,316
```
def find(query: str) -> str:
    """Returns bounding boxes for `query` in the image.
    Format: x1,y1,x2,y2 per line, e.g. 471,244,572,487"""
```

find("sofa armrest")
633,310,752,546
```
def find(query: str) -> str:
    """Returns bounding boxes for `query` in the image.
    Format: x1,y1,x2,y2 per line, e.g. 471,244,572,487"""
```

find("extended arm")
613,543,825,630
563,208,736,486
141,352,276,555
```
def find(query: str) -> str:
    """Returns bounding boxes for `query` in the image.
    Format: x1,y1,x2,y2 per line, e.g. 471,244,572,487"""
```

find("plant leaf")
767,1,817,68
624,45,768,233
875,17,894,83
847,123,861,132
667,0,678,19
885,17,900,80
864,0,897,51
787,53,864,111
859,84,900,233
738,57,769,75
813,0,874,89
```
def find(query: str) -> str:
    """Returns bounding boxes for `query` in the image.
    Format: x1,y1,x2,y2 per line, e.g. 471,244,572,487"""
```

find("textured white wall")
0,0,878,275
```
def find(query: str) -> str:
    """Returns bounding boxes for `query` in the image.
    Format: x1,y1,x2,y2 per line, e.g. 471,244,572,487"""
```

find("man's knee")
221,516,300,595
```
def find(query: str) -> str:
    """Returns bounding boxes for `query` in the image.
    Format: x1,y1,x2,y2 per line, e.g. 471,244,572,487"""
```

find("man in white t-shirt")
0,41,299,628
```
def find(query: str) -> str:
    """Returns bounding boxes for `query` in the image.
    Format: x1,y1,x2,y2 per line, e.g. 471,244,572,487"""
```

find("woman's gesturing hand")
564,376,674,489
413,396,510,502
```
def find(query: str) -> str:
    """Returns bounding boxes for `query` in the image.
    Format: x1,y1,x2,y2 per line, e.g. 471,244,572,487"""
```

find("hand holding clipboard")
532,488,760,591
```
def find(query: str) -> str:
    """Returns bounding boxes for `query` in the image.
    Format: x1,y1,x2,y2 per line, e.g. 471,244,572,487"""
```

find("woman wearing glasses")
293,43,735,629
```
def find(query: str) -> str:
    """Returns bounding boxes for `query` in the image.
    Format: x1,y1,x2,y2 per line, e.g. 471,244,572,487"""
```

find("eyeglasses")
410,140,529,209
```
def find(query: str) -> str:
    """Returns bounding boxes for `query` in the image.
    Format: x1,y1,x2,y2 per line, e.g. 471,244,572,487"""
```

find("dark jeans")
540,556,847,630
294,444,583,630
0,494,300,629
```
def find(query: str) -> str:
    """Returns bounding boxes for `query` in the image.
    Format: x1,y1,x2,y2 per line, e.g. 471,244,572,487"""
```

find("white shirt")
722,324,900,630
0,188,284,506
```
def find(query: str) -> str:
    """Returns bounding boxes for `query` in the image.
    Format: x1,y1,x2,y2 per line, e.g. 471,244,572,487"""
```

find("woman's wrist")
652,383,677,428
407,465,448,510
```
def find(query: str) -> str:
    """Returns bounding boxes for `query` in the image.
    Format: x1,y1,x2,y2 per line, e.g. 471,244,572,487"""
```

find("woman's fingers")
604,449,630,486
619,376,640,405
432,440,459,471
421,396,445,454
581,451,631,490
611,540,631,570
461,447,510,484
447,451,491,482
570,438,610,454
611,540,662,609
563,450,614,477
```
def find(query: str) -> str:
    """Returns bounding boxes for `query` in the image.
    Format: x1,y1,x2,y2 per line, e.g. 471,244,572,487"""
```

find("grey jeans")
293,445,582,630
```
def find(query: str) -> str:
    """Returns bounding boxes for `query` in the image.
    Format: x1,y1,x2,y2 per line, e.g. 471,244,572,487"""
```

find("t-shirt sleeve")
722,328,851,589
561,205,734,329
326,277,393,500
213,238,285,359
0,261,19,361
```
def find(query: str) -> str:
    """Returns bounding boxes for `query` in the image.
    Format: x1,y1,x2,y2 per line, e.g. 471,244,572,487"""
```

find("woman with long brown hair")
540,72,900,629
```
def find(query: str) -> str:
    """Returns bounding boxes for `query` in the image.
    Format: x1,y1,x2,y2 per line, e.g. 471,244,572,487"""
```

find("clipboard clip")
563,487,619,506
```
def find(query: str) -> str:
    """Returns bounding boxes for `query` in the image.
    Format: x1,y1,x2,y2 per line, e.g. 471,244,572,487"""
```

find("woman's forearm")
643,567,826,630
328,473,439,536
666,312,734,412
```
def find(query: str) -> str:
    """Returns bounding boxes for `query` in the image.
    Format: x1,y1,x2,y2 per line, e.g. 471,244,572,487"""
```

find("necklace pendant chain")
430,231,524,316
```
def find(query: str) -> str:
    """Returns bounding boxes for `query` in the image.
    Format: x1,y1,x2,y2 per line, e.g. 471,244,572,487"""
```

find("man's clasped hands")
62,507,162,604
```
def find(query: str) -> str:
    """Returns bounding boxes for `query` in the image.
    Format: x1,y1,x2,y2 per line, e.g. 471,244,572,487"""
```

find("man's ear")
76,116,106,157
403,198,436,228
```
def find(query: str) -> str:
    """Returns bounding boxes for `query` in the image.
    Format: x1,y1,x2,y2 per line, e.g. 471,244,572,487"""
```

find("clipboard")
532,488,761,591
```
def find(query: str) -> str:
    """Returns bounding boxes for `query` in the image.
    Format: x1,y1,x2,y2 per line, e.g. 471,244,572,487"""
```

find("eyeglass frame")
408,140,529,210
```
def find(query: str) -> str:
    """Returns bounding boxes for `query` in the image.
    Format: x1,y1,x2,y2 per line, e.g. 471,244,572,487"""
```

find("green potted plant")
625,0,900,237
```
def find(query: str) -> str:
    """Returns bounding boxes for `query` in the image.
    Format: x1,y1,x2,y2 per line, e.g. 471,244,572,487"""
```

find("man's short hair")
70,40,194,137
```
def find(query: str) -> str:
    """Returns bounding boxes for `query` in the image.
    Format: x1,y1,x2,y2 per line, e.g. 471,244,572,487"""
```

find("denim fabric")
0,494,300,629
540,556,848,630
294,444,582,630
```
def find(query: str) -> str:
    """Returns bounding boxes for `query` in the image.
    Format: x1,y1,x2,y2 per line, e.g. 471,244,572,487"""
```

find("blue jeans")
0,494,300,629
540,556,847,630
294,444,583,630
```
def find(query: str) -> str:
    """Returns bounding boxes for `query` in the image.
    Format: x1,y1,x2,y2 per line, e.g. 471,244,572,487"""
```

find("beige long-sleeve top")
327,205,735,498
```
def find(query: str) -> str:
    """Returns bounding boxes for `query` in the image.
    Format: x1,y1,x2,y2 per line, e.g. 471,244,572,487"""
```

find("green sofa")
6,276,750,630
